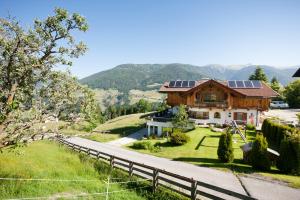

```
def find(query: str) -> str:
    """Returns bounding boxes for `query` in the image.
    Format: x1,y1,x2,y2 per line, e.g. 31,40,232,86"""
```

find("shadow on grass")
108,125,144,136
195,136,206,150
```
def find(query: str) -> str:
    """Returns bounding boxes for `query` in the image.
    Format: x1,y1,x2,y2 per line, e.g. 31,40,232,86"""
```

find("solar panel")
236,80,244,88
188,81,196,87
175,81,182,87
228,80,237,88
244,80,253,88
169,81,175,87
182,81,189,87
252,80,262,88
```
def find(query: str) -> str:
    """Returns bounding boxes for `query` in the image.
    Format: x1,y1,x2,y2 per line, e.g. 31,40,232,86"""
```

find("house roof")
159,79,278,98
292,68,300,77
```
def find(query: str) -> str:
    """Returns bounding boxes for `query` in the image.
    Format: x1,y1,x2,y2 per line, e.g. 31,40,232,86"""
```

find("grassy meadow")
0,141,186,200
127,127,300,188
83,113,146,143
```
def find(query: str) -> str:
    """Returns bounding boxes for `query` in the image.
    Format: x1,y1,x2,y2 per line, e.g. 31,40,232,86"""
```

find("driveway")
65,137,300,200
263,109,299,125
106,128,147,146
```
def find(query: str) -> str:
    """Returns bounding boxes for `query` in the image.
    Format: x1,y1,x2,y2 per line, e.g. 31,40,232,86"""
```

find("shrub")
261,119,293,149
250,134,271,171
131,141,152,150
246,123,256,131
277,133,300,174
217,132,234,163
169,131,190,145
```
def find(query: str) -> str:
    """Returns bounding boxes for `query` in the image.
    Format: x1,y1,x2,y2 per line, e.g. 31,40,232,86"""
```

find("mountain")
80,64,298,92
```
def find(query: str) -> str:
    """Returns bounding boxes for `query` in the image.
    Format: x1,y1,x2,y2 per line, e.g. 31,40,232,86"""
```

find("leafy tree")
249,66,268,82
172,105,189,130
217,131,234,163
270,77,281,92
284,80,300,108
0,8,89,147
250,134,271,171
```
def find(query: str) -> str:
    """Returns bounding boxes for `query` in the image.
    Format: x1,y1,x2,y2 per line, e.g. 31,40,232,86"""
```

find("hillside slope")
80,63,298,93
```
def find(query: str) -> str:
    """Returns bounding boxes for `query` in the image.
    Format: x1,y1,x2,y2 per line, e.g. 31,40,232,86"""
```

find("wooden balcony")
194,100,229,108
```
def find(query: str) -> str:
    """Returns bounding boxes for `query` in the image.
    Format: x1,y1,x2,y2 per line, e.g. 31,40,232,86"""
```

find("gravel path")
65,137,300,200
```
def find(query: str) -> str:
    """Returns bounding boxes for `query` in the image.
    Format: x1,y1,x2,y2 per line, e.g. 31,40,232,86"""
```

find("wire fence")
1,175,152,200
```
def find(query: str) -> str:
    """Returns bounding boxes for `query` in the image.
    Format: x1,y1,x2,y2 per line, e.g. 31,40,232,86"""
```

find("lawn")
0,141,185,200
127,127,300,188
83,113,146,142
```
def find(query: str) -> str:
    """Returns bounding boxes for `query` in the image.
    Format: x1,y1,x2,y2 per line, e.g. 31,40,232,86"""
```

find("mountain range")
80,64,298,93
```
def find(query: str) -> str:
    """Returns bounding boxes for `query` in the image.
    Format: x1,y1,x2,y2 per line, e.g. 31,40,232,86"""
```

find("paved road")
65,137,300,200
106,128,147,146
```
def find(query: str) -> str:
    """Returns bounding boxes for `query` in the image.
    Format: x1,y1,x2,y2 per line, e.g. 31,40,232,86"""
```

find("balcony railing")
194,100,228,108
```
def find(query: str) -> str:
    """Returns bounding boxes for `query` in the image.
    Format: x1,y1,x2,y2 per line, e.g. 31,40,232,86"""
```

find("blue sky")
1,0,300,78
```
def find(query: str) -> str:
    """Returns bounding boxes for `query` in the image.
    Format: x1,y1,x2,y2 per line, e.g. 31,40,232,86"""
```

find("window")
214,112,221,119
196,112,209,119
234,112,247,122
204,92,217,102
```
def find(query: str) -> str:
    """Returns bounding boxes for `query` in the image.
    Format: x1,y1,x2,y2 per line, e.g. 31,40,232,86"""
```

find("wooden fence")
58,138,256,200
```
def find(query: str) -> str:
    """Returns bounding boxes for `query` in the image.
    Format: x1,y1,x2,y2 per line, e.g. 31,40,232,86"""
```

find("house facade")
146,79,278,136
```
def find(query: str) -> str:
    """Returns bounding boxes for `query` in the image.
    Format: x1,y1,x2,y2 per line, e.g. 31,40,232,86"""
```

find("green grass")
127,128,300,188
0,141,185,200
83,113,146,142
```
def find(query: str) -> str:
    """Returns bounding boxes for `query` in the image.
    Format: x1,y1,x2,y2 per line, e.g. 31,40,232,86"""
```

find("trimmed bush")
246,123,256,131
217,132,234,163
277,133,300,174
131,141,152,150
169,131,190,145
250,134,271,171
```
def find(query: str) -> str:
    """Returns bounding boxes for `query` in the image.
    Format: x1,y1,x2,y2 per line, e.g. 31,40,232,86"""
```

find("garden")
128,124,300,188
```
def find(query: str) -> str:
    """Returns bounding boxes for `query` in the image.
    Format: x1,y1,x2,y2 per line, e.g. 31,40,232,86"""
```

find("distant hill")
80,64,298,93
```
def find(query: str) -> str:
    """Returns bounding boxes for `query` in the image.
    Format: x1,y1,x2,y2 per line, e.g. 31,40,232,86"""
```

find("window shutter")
243,113,247,121
234,112,237,120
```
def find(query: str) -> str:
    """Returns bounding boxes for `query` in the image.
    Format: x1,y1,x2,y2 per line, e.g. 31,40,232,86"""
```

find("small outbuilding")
292,68,300,77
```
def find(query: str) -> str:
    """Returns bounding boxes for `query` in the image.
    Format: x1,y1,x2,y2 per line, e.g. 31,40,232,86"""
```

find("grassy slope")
127,128,300,188
84,113,146,143
0,141,145,200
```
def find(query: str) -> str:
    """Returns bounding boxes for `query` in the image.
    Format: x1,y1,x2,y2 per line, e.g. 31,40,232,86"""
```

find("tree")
0,8,89,147
250,134,271,171
172,105,189,130
217,131,234,163
249,66,268,82
284,80,300,108
270,77,281,92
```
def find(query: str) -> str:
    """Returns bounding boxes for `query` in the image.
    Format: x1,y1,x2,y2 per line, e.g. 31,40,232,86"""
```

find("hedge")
169,131,190,145
261,119,294,149
277,133,300,174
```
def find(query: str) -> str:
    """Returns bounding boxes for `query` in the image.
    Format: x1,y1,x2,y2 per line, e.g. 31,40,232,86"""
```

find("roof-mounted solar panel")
228,80,237,88
188,81,196,87
236,80,244,88
244,80,253,88
252,80,262,88
175,81,182,87
169,81,176,87
182,80,189,87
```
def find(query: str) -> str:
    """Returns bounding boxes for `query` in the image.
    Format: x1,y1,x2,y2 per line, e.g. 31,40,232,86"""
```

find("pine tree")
270,77,280,92
249,66,268,82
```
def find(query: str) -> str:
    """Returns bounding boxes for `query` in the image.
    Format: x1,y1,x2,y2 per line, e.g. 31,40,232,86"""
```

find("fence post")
87,148,90,155
97,151,101,159
110,156,114,168
152,168,159,193
129,162,133,177
191,179,197,200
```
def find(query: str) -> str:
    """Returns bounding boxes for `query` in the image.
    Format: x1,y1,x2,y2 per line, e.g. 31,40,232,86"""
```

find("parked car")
270,101,289,109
